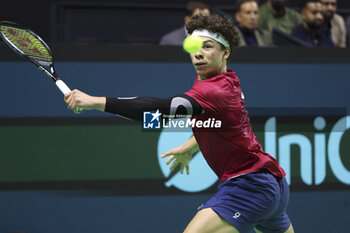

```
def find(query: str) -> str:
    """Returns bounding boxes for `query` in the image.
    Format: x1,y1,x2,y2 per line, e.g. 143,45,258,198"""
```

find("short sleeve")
185,78,242,114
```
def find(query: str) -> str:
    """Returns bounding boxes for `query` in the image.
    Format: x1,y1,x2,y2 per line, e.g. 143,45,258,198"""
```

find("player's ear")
223,47,231,60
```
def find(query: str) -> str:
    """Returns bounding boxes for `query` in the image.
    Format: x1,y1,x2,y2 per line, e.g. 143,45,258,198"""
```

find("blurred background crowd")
1,0,350,48
160,0,348,48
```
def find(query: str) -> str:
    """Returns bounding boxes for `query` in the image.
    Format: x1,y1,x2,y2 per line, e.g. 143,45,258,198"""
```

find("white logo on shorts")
233,212,241,219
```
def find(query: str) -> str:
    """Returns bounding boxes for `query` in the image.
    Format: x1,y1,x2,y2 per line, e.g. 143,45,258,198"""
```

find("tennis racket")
0,21,83,111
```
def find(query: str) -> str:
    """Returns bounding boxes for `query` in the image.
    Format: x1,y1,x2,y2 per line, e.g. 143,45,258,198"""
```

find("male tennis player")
65,14,294,233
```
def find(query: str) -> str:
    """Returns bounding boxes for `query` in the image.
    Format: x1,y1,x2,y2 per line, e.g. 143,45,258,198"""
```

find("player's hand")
64,89,105,114
160,145,193,175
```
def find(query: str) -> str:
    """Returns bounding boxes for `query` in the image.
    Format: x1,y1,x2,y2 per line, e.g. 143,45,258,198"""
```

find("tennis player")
65,14,294,233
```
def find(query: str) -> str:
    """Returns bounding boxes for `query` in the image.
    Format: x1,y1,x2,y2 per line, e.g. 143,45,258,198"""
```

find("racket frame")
0,21,72,95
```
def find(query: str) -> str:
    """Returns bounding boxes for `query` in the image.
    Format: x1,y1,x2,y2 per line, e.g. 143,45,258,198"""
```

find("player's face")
190,37,230,80
320,0,337,19
236,1,259,30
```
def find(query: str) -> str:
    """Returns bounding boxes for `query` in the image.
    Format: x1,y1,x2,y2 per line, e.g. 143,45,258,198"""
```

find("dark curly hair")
186,14,240,52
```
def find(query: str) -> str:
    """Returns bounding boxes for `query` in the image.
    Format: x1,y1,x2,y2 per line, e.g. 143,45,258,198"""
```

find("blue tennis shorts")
198,170,291,233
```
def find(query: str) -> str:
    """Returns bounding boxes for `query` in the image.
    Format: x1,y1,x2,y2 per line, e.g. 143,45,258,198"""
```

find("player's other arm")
64,89,202,120
160,135,199,175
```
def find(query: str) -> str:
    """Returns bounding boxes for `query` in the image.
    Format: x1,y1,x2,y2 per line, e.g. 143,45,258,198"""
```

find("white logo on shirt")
241,92,245,100
233,212,241,219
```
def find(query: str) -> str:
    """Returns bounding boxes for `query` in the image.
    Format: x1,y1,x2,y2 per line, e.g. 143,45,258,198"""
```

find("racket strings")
33,57,52,67
0,25,52,62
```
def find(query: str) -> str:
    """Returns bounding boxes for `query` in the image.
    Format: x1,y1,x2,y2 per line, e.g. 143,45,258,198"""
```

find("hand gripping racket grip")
55,80,84,112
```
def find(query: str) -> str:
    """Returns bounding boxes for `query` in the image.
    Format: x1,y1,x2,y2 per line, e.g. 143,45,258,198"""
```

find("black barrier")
1,44,350,63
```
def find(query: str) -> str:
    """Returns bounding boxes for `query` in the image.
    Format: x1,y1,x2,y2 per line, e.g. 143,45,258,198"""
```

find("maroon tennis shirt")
185,69,286,183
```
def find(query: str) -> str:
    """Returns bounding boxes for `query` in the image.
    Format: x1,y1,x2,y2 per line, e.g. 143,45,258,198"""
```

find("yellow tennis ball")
183,36,203,54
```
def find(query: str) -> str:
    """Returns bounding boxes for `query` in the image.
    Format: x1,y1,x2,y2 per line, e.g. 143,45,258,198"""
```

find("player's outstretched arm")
64,89,202,120
160,136,199,175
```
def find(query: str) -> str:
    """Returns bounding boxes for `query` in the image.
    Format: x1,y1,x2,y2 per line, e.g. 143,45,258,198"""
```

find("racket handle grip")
55,80,71,95
55,80,83,112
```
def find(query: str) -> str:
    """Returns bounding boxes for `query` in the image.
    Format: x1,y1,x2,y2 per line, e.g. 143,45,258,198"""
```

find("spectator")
321,0,346,47
235,0,273,46
346,16,350,46
258,0,302,34
292,0,335,47
159,1,210,45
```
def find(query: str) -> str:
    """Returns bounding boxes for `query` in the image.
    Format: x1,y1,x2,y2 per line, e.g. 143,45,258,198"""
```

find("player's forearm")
104,95,202,121
104,97,167,121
